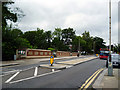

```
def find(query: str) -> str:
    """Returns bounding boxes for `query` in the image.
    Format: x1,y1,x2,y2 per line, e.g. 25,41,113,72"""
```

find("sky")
9,0,120,45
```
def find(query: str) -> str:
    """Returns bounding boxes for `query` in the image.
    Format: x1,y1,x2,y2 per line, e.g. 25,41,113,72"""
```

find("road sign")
50,55,54,66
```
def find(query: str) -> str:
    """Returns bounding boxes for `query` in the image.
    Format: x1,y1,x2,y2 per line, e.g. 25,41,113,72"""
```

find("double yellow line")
79,68,104,90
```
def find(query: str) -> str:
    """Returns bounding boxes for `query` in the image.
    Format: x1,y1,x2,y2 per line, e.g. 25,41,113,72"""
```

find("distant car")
106,54,120,67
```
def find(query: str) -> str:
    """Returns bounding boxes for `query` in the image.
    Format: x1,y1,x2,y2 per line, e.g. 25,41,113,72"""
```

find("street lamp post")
78,35,81,56
108,0,113,76
93,41,94,55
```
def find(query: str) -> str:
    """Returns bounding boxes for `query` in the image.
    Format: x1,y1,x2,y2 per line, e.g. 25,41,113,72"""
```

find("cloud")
9,0,120,45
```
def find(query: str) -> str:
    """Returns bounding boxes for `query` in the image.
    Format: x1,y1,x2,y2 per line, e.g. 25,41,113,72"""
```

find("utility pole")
93,41,95,55
108,0,113,76
79,35,81,55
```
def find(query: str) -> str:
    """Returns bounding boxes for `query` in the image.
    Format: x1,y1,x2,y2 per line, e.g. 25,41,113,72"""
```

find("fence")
16,49,78,59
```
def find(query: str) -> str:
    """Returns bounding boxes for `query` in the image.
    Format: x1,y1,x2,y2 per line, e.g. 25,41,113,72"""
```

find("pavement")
40,56,97,69
56,56,96,65
39,64,69,70
92,68,120,89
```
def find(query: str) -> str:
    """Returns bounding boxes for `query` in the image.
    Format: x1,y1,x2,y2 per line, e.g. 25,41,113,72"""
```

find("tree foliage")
2,2,17,30
2,2,29,60
82,31,93,53
93,37,106,53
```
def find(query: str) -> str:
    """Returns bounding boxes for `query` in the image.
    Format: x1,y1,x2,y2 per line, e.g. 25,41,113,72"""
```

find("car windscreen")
100,51,109,56
112,55,119,59
104,53,109,56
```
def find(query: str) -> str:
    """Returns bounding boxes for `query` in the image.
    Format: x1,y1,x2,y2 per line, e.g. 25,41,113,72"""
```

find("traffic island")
56,57,97,66
39,64,69,70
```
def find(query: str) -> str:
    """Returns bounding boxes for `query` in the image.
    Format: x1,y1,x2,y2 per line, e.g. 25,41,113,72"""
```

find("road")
2,57,106,89
1,56,85,74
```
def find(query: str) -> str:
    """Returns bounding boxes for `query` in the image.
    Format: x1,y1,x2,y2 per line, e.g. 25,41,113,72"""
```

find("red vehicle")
99,48,109,59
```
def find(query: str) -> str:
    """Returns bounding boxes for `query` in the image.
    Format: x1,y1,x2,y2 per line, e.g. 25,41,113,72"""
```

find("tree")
52,28,69,51
52,37,69,51
2,2,17,30
35,28,46,49
62,28,75,45
93,37,106,53
112,44,120,54
72,36,86,52
82,31,93,53
2,2,25,30
45,30,52,49
53,28,62,40
2,28,31,60
2,2,29,60
22,31,37,48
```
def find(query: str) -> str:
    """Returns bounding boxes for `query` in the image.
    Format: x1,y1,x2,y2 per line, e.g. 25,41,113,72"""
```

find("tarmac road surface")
2,58,106,89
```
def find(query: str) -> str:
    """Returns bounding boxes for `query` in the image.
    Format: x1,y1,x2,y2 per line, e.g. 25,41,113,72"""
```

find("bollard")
50,55,54,66
108,62,113,76
14,55,16,60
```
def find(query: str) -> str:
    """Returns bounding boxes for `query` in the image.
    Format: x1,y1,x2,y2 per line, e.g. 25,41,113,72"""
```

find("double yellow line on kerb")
79,68,104,90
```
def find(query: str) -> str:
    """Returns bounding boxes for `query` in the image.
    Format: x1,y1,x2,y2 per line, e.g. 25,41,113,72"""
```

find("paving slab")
39,64,69,70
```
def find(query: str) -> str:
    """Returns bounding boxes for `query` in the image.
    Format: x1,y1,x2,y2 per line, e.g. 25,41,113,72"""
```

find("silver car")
106,54,120,67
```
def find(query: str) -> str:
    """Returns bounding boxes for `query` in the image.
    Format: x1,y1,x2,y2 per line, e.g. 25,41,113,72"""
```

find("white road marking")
34,67,38,76
3,70,19,74
5,72,20,83
1,70,22,77
9,70,61,84
0,75,4,77
66,66,72,68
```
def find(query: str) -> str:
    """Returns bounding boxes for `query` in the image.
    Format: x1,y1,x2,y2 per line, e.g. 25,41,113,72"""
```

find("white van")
106,54,120,67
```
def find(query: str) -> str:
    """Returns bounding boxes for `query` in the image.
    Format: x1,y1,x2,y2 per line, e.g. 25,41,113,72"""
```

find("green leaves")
93,37,106,53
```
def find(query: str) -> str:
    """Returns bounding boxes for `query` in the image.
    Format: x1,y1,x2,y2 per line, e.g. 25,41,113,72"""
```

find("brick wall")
17,49,78,59
56,51,70,57
26,49,52,56
72,52,78,56
26,49,78,57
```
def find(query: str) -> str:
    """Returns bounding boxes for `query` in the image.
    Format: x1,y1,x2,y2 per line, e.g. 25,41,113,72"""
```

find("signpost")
50,55,54,66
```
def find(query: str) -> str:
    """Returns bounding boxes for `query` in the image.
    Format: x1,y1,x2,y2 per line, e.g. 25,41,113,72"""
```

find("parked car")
106,54,120,68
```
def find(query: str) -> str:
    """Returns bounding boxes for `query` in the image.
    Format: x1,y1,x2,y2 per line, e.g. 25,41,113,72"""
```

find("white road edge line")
9,70,61,84
5,72,20,83
34,67,38,76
